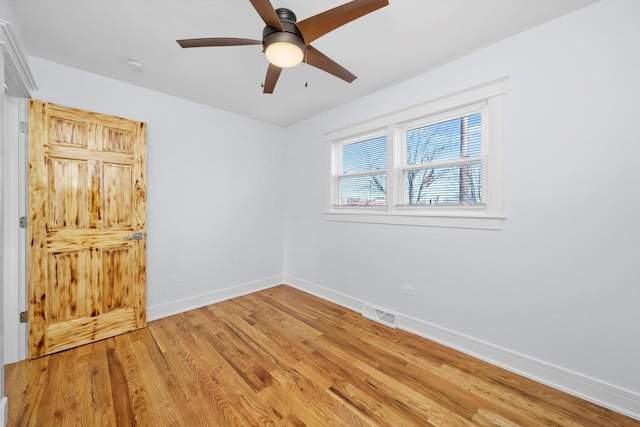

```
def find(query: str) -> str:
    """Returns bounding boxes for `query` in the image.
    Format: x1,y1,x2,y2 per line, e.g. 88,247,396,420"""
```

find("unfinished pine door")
27,100,147,358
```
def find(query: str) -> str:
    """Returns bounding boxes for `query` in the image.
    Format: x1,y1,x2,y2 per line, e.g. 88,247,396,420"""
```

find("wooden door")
27,100,147,358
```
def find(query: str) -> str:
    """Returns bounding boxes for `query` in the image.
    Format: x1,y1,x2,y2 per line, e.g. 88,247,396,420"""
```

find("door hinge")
19,121,27,134
19,311,28,323
19,216,27,228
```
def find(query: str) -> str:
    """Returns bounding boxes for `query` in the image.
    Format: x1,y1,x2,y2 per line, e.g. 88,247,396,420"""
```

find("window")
338,134,387,206
326,78,506,229
400,107,484,207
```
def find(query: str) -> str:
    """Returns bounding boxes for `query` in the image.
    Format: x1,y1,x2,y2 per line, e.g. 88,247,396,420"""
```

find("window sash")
398,106,486,207
400,162,483,206
338,173,387,206
335,131,388,207
404,114,482,166
338,133,387,175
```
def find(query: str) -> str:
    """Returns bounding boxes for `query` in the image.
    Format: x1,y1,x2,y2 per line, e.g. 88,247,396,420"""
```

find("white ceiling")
9,0,596,126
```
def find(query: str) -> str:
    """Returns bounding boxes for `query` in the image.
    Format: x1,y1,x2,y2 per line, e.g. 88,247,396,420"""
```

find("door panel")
28,100,147,358
103,163,133,227
102,246,133,311
103,126,132,153
48,158,87,228
51,116,87,147
47,250,85,321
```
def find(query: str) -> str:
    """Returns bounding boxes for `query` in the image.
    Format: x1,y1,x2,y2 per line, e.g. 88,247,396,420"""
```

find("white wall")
3,0,639,420
284,0,640,401
0,29,6,419
28,57,286,314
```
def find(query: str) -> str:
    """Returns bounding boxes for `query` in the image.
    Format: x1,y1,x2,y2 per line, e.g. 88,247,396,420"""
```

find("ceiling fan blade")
306,46,357,83
249,0,284,31
177,38,262,48
263,63,282,94
297,0,389,44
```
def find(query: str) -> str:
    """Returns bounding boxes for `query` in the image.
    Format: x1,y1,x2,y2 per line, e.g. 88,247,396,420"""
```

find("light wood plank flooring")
5,285,640,426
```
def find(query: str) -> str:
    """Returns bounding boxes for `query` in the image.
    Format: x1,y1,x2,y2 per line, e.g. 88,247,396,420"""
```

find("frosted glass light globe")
265,42,304,68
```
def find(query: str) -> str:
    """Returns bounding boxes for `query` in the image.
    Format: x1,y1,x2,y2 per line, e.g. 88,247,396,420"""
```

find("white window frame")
325,78,506,230
332,129,389,211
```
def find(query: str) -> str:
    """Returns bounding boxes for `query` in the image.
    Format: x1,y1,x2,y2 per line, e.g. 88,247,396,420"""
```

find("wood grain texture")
297,0,389,45
306,45,357,83
6,286,639,426
27,99,49,358
28,100,147,358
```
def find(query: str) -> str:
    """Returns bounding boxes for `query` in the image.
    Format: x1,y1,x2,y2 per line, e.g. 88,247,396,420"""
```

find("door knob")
124,232,144,240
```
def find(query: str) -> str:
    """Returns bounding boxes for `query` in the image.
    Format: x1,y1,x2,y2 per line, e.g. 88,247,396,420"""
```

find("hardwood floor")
5,285,639,426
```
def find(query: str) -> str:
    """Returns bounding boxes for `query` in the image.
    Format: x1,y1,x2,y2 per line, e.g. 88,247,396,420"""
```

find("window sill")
324,211,504,230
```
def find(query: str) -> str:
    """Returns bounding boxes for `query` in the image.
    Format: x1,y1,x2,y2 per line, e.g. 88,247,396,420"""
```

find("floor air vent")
362,304,397,328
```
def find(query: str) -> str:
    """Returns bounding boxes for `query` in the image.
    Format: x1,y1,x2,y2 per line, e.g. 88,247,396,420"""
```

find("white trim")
0,28,6,423
1,396,7,426
1,19,35,370
0,20,7,395
16,98,27,362
325,77,507,141
0,20,37,96
285,276,366,312
2,95,23,365
325,78,506,229
147,276,285,321
283,275,640,421
324,212,505,230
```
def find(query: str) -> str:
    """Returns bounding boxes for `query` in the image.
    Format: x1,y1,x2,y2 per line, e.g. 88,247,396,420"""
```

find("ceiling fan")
177,0,389,94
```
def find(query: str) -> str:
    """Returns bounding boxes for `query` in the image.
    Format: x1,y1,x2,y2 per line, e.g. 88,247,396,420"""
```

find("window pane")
342,135,387,174
407,113,482,165
339,175,386,206
404,163,482,205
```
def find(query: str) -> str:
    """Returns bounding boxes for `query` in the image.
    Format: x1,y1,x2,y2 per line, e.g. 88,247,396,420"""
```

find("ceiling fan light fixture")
176,2,390,93
265,41,304,68
263,30,306,68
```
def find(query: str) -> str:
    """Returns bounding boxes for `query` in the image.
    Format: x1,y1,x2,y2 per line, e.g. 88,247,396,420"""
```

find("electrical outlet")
401,285,414,295
170,275,183,284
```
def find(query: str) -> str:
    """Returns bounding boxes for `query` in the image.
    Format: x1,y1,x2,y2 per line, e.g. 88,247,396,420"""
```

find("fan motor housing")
275,7,297,22
262,8,306,48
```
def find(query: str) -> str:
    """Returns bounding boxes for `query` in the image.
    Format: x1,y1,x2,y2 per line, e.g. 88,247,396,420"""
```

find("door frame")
1,19,37,365
2,95,28,363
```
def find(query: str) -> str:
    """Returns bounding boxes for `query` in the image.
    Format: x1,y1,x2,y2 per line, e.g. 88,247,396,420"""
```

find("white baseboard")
145,274,640,421
147,275,285,321
1,396,8,427
283,275,640,421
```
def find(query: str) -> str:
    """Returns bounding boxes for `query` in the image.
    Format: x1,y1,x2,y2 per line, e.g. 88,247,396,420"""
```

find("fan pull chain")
304,51,309,88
